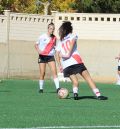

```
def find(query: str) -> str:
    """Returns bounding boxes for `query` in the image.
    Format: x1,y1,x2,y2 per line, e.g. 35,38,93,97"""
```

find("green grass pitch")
0,79,120,128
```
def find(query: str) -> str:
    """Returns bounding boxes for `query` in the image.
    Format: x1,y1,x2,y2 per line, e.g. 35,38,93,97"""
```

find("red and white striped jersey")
56,33,83,69
118,60,120,66
36,33,56,56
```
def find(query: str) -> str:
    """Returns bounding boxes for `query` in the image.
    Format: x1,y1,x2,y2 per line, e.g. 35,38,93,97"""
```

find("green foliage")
0,0,120,14
50,0,76,12
92,0,114,13
69,2,78,10
0,0,14,13
76,0,120,13
112,0,120,13
0,4,4,14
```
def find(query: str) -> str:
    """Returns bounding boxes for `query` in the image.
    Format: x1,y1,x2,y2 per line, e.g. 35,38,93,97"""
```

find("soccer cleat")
97,96,108,100
57,88,61,93
74,93,79,100
39,89,43,93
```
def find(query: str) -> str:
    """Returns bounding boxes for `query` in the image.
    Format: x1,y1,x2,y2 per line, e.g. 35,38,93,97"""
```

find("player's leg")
48,61,60,92
118,70,120,80
69,74,79,100
38,63,46,93
81,70,102,98
116,68,120,85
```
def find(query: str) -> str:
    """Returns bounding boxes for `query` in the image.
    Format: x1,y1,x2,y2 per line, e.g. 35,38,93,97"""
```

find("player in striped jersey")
56,21,107,100
35,23,60,93
115,53,120,85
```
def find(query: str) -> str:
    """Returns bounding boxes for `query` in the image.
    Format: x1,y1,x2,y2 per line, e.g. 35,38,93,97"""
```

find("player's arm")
115,56,120,60
35,35,43,54
34,44,42,54
115,53,120,60
115,57,119,59
54,36,57,46
55,51,63,72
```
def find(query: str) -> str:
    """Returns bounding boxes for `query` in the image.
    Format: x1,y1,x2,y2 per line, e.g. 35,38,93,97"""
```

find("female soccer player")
115,53,120,85
35,23,60,93
56,21,107,100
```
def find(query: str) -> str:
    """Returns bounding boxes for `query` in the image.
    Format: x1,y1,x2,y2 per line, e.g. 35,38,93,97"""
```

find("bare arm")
115,57,120,60
34,44,41,54
55,51,63,72
115,53,120,60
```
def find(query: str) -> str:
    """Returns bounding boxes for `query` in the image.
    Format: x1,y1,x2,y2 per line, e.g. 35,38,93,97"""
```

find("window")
71,17,74,20
77,17,80,21
101,17,104,21
95,17,98,21
113,18,116,22
65,17,68,20
59,16,62,20
89,17,92,21
82,17,86,21
107,18,110,21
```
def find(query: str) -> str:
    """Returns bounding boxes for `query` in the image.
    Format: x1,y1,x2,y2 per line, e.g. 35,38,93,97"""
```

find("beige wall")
0,15,7,43
54,13,120,40
0,39,119,83
77,39,119,83
0,11,120,82
1,11,120,43
0,40,52,79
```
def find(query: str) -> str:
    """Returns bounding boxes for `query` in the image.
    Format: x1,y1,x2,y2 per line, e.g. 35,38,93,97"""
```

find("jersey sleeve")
36,37,40,44
72,34,78,41
36,34,43,44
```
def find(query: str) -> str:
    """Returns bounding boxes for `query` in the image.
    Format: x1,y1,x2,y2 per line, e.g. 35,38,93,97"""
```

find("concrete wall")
10,13,54,41
0,15,7,43
0,40,51,79
1,11,120,42
0,39,119,82
0,11,120,82
77,39,119,82
54,13,120,40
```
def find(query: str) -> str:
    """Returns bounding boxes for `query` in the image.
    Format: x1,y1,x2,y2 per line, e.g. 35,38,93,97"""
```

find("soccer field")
0,79,120,129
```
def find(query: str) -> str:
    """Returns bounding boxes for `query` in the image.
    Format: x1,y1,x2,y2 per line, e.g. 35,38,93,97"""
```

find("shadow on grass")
69,96,108,100
0,90,11,92
37,91,108,100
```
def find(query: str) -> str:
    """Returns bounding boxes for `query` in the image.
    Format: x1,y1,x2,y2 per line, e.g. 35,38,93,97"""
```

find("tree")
76,0,120,13
112,0,120,13
0,0,14,13
50,0,76,12
0,0,120,14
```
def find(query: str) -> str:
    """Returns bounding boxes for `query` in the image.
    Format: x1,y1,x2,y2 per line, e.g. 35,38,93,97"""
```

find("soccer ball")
58,88,69,99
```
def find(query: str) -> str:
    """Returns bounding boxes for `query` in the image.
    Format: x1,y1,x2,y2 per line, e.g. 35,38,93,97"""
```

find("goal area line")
1,125,120,129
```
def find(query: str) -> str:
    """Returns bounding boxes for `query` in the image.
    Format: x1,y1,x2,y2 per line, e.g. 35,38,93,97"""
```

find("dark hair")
48,22,54,29
59,21,73,41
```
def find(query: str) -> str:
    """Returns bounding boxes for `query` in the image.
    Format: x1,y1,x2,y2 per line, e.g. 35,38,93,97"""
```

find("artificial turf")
0,79,120,128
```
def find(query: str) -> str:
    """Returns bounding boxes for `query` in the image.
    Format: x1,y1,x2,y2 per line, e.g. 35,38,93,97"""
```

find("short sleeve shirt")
36,33,56,56
56,33,83,69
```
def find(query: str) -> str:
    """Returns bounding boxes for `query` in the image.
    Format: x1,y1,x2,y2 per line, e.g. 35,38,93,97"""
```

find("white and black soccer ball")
58,88,69,99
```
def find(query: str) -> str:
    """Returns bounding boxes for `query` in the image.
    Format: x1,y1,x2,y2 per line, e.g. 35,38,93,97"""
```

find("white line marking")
1,126,120,129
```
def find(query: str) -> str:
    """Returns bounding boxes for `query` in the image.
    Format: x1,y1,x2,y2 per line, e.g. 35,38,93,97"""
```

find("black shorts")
118,66,120,71
38,55,55,63
63,63,87,77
